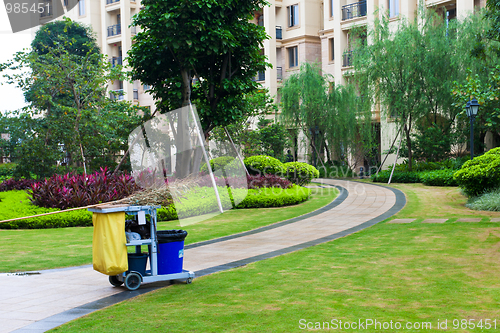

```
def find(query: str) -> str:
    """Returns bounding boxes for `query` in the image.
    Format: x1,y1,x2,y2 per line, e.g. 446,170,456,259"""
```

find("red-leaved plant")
0,178,37,192
29,167,140,209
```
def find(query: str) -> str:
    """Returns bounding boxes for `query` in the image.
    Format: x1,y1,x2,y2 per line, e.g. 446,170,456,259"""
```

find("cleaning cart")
89,205,195,291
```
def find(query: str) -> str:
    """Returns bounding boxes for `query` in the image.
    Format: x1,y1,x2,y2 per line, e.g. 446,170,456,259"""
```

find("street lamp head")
470,98,480,117
465,101,471,118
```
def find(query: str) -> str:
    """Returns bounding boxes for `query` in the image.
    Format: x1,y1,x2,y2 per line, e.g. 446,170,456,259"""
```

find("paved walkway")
0,179,405,332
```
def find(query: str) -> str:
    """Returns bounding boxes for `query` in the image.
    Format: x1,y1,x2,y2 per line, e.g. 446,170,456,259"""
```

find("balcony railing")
107,24,121,37
110,89,124,101
342,1,367,21
342,50,354,67
106,0,119,4
111,57,122,67
133,89,139,100
277,67,283,80
276,26,282,40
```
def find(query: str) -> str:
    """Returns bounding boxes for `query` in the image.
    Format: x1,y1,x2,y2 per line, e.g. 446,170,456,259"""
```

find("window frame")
78,0,86,16
287,4,299,28
388,0,399,18
288,46,299,68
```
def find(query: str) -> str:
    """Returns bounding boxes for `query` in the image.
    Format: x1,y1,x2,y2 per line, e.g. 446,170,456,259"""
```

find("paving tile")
387,218,416,224
455,218,482,222
490,218,500,222
422,219,448,223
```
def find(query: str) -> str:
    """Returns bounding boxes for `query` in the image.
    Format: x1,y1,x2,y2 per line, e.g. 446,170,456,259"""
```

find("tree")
355,10,480,169
0,19,143,178
280,62,373,169
127,0,269,178
452,5,500,155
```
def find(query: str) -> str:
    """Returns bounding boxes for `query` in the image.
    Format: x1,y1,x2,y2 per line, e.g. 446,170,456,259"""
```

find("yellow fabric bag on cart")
92,212,128,275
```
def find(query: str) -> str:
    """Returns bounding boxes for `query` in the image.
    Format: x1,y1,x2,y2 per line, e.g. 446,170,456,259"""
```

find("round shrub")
283,162,319,186
244,155,285,176
200,156,236,174
453,148,500,197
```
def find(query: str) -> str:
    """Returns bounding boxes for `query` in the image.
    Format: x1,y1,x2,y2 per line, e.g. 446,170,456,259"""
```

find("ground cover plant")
0,186,338,272
466,187,500,211
52,183,500,332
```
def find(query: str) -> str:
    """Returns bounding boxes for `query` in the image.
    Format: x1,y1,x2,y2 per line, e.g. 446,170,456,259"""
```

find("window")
330,0,334,17
388,0,399,18
287,4,299,27
329,38,335,61
78,0,85,16
63,0,68,7
288,46,298,68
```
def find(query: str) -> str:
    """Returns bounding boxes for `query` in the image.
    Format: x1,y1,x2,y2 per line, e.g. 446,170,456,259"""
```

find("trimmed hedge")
371,170,421,183
1,182,312,228
244,155,285,176
283,162,320,186
236,185,311,209
453,148,500,197
200,156,242,176
419,170,457,186
0,190,93,229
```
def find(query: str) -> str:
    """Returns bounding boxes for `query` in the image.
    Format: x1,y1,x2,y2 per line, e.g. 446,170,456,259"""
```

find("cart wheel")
186,277,193,284
109,275,123,287
124,272,142,291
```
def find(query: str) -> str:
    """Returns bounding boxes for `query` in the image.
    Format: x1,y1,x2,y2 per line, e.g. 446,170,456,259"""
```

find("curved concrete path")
0,179,405,332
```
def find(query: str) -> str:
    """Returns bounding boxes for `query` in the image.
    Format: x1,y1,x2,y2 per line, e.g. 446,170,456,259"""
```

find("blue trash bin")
157,230,187,275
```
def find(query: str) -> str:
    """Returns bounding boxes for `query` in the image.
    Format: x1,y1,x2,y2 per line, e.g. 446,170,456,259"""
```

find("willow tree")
280,62,373,169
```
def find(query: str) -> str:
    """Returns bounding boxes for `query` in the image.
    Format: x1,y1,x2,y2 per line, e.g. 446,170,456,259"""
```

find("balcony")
133,89,139,100
277,67,283,80
342,50,354,67
107,24,121,37
111,57,122,67
276,26,282,40
342,1,367,21
110,89,124,101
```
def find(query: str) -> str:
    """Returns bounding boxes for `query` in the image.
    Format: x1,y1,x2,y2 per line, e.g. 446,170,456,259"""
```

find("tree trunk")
175,69,194,179
404,122,413,171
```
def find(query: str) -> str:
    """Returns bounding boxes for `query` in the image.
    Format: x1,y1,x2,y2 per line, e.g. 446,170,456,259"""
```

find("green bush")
419,170,458,187
466,187,500,211
453,148,500,197
318,164,355,178
200,156,236,174
371,170,421,183
236,185,311,209
0,190,93,229
284,162,319,186
0,163,16,178
244,155,285,176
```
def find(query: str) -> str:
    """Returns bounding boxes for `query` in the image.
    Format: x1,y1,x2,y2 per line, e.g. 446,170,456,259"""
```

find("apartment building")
36,0,487,168
36,0,155,113
256,0,486,168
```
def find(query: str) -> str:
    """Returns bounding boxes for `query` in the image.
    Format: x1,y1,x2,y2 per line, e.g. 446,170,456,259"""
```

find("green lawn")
52,183,500,333
0,186,338,272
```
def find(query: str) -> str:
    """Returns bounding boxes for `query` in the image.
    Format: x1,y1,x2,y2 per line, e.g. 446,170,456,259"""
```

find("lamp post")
465,97,480,160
